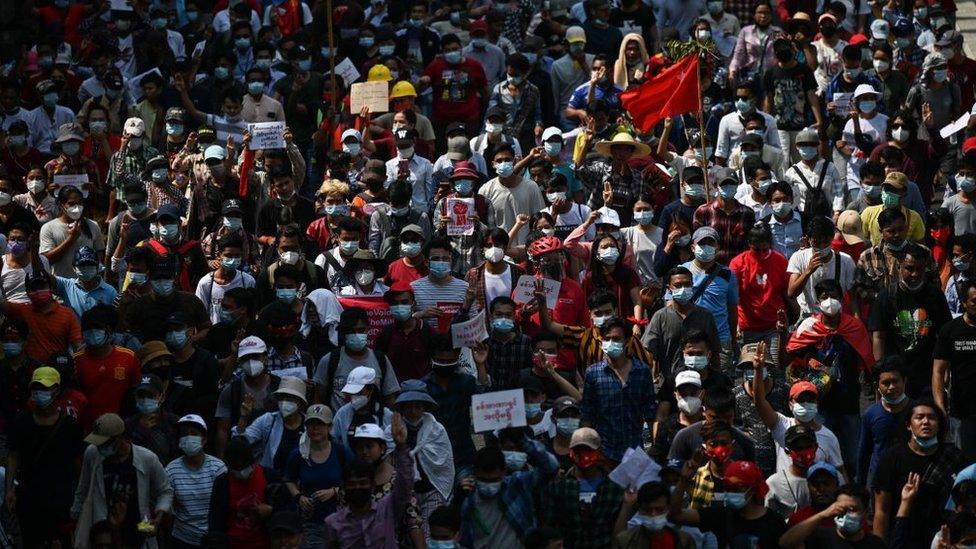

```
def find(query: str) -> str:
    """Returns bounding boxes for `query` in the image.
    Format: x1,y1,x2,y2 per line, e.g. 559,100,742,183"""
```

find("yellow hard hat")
367,64,393,82
390,80,417,99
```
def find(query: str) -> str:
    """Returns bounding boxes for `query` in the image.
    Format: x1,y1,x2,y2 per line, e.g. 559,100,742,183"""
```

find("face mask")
598,247,620,265
724,491,747,509
324,204,349,217
214,67,230,80
343,142,361,156
881,392,907,406
279,401,299,416
628,513,668,532
503,450,527,471
678,396,702,415
485,121,504,135
666,285,693,304
735,98,752,114
789,446,818,469
247,81,264,96
276,288,298,302
885,239,907,252
97,441,117,458
43,93,58,107
136,397,160,414
674,235,691,248
844,67,861,79
955,175,976,194
684,354,708,370
934,68,949,82
888,127,911,144
279,251,301,265
5,240,25,256
754,179,773,194
477,480,501,498
61,141,81,156
66,204,83,220
792,401,818,422
354,269,376,287
484,246,505,264
256,58,273,70
772,202,793,217
350,394,370,410
494,161,515,177
83,328,108,347
632,210,653,225
221,257,242,271
392,241,420,259
454,179,473,195
684,183,705,198
873,59,890,72
881,190,901,207
241,358,264,377
223,216,243,231
2,341,23,357
694,244,716,263
32,389,54,408
179,435,204,456
541,228,555,236
27,179,46,194
602,340,625,359
697,29,712,40
360,37,375,48
429,260,451,278
544,141,562,156
159,223,180,242
444,51,462,64
389,304,413,321
28,289,54,308
858,100,877,114
556,417,580,436
232,465,255,480
834,513,863,535
128,271,148,286
3,134,24,150
379,45,396,56
346,332,369,351
397,146,414,159
719,184,738,199
339,241,360,256
592,314,609,328
741,149,759,159
953,258,971,272
152,17,168,30
915,7,928,18
166,329,189,349
297,59,312,72
914,434,938,448
862,184,881,198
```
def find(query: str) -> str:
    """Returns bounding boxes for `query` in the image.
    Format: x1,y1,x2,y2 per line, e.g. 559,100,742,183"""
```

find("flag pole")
694,54,709,198
326,0,337,111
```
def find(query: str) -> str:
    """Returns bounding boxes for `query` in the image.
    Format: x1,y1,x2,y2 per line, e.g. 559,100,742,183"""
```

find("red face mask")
28,289,53,309
703,443,734,463
931,227,951,245
569,448,601,470
788,447,817,469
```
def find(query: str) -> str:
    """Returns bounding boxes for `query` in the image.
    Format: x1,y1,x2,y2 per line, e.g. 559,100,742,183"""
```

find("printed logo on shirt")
893,308,931,351
114,366,127,381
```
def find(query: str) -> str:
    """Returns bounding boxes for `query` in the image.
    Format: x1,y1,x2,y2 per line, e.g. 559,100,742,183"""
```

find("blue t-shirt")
680,260,738,343
568,82,623,111
284,443,353,521
54,276,119,319
857,401,907,486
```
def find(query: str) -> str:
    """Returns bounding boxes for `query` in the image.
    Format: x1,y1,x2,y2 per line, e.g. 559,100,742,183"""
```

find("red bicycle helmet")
528,235,564,258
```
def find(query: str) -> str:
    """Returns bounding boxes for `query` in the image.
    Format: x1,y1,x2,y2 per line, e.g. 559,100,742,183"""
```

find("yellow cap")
390,81,417,99
367,64,393,82
31,366,61,388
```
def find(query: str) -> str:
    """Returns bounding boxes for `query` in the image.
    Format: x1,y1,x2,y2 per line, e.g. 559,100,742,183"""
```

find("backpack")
322,347,388,407
790,162,832,222
377,209,423,262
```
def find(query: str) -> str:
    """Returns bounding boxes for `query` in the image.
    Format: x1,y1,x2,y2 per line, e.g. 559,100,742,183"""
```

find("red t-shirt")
421,57,488,122
521,277,590,371
384,257,428,286
73,346,141,429
729,249,790,332
582,267,641,318
227,464,271,548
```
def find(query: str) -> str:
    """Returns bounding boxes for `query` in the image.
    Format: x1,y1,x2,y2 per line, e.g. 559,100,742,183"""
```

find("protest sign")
512,275,561,309
940,111,970,139
350,81,389,114
446,198,475,236
337,296,392,346
435,301,462,334
451,310,488,348
471,389,527,433
333,58,361,87
609,447,663,491
53,174,90,197
247,121,286,150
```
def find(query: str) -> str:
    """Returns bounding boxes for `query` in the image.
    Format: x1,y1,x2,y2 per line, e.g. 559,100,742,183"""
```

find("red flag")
621,54,701,133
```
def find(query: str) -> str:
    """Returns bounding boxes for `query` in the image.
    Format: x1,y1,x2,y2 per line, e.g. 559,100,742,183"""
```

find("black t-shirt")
0,203,40,234
698,506,786,548
171,347,220,418
608,5,656,54
761,63,817,130
273,424,302,473
806,527,888,548
256,196,316,239
8,411,85,506
934,316,976,417
869,284,951,397
102,452,141,546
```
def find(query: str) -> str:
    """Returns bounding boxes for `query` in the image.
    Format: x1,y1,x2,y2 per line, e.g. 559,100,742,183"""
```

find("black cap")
741,134,763,148
394,128,418,146
485,106,506,121
222,198,244,215
517,371,545,396
553,396,580,414
785,424,817,448
445,122,467,136
165,311,192,327
681,165,704,182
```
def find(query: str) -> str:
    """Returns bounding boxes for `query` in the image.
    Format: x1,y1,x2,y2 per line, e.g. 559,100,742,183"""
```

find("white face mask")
279,401,299,417
355,269,375,286
66,204,83,220
677,396,702,415
819,297,842,316
484,246,505,263
241,358,264,377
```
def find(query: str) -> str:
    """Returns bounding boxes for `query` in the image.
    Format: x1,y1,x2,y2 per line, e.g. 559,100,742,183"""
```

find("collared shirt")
384,154,435,212
580,359,657,461
853,243,938,303
54,276,119,319
541,475,626,548
860,205,926,246
693,200,756,264
242,93,286,123
27,105,76,154
563,325,654,371
689,463,724,510
715,110,781,159
765,210,804,258
486,332,534,390
783,159,846,214
729,24,783,74
681,260,739,343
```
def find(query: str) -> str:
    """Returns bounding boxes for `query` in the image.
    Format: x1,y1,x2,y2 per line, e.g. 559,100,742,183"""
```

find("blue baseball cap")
806,461,841,482
73,246,99,266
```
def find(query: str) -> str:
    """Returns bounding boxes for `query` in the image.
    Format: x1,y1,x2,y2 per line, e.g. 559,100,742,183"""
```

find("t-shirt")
729,249,789,332
384,257,428,287
7,302,82,363
283,444,352,521
73,346,141,429
410,276,469,331
214,375,275,421
667,421,757,463
933,317,976,418
38,217,105,277
805,527,888,548
765,469,809,518
483,264,512,307
165,454,227,544
763,63,817,130
421,56,489,121
195,270,257,324
786,248,856,314
478,177,546,246
941,193,976,237
102,452,141,545
312,348,401,413
1,256,50,303
698,506,786,549
772,414,844,473
8,412,85,507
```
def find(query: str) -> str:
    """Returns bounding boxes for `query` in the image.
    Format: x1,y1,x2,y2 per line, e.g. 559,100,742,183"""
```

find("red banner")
338,296,393,346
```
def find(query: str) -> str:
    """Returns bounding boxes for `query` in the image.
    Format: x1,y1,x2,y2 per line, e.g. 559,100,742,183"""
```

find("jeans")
821,411,860,475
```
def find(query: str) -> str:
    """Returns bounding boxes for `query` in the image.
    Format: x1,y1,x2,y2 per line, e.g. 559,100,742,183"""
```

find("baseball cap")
837,210,864,245
542,127,563,141
965,136,976,155
693,226,719,244
400,224,424,238
741,133,763,148
785,424,817,447
156,203,182,221
566,26,586,44
305,403,334,425
165,311,192,327
569,427,601,449
384,280,414,301
136,373,164,395
341,366,378,394
222,198,244,215
73,246,99,266
884,171,908,191
553,396,580,414
352,423,386,441
394,128,417,147
445,122,467,136
737,342,773,368
446,136,471,161
204,144,226,161
178,413,208,432
123,117,145,137
165,107,186,122
485,105,506,121
714,167,738,186
237,335,267,358
85,413,125,445
341,128,362,143
675,370,702,388
31,366,61,388
853,83,879,99
595,206,621,228
789,381,820,400
797,129,819,144
870,19,889,40
807,461,842,481
470,19,489,34
681,165,704,183
724,461,769,499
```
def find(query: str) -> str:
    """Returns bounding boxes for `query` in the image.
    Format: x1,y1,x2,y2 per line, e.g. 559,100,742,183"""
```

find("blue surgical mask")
881,190,901,207
632,210,653,225
684,183,705,198
297,59,312,72
136,397,160,414
2,341,23,357
221,257,241,270
379,45,395,56
219,307,236,324
165,329,188,349
401,242,422,257
694,244,716,263
556,417,580,436
671,286,694,303
734,99,752,113
494,161,515,177
159,223,180,241
491,317,515,333
151,169,168,183
83,328,108,347
32,390,55,408
792,402,818,422
223,216,243,230
881,392,907,405
886,239,907,252
454,179,473,194
863,184,882,198
247,81,264,95
719,184,738,199
179,435,204,456
684,354,708,370
390,304,413,321
127,272,148,286
798,146,818,160
602,340,625,358
476,480,501,498
834,513,862,535
276,288,298,302
444,51,462,64
339,241,360,255
844,67,861,79
724,492,747,509
255,58,273,70
544,141,562,156
503,450,527,471
627,513,668,532
429,260,451,278
914,434,938,448
91,120,109,133
235,37,251,49
471,38,487,49
756,179,772,194
360,37,375,48
953,258,971,272
858,100,877,114
43,93,58,107
214,67,230,80
345,332,369,351
772,202,793,217
325,204,349,217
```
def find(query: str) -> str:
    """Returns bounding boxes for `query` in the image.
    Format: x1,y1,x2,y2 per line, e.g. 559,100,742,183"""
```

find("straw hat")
594,132,651,158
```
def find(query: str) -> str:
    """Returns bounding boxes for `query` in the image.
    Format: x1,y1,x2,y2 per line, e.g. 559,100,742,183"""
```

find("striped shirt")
562,325,654,371
410,276,469,329
165,454,227,545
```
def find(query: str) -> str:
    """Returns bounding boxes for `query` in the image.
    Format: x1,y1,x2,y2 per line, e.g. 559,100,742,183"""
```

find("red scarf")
787,313,875,372
273,0,303,37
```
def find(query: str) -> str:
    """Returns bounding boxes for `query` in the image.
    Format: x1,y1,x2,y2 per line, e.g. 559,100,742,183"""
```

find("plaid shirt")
486,332,535,390
108,144,160,199
464,261,526,315
689,463,725,510
579,159,649,225
693,200,756,264
458,438,557,548
541,474,625,548
580,359,657,461
853,243,937,302
563,325,654,371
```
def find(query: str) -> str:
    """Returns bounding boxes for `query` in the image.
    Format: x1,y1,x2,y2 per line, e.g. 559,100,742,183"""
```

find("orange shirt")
73,346,141,429
7,302,83,363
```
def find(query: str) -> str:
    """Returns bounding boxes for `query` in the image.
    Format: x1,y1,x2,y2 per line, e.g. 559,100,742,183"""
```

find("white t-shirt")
786,248,856,314
772,413,844,473
765,469,810,518
195,270,257,324
1,255,51,303
484,264,512,307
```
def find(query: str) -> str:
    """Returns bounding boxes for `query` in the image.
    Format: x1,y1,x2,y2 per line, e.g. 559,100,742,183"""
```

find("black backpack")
791,162,832,222
377,210,423,262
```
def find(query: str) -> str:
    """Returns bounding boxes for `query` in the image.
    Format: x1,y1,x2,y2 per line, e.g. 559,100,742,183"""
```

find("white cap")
675,370,702,388
124,117,145,137
870,19,889,39
596,206,621,228
854,83,879,98
541,127,563,141
352,422,386,441
237,336,267,358
341,366,378,394
341,128,362,143
566,26,586,44
177,413,208,432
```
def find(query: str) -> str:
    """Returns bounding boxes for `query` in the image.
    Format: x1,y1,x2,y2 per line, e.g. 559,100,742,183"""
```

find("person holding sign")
409,238,469,332
463,227,524,315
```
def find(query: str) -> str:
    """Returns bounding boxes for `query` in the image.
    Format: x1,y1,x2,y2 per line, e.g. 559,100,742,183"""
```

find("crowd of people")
0,0,976,547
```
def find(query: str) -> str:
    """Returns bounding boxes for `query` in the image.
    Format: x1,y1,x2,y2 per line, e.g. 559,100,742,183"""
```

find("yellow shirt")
861,205,925,246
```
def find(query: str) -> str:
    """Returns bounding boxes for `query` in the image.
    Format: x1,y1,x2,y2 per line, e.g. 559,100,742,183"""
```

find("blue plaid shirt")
458,438,558,547
580,358,657,461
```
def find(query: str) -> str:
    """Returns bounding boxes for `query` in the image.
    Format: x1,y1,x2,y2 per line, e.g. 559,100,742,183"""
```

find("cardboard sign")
832,92,852,112
471,389,527,433
446,197,475,236
512,275,561,309
247,121,286,150
337,296,393,347
435,301,462,334
350,81,389,114
451,309,488,348
333,58,361,88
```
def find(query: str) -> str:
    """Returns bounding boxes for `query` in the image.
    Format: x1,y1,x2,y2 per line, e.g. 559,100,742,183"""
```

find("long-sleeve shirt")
729,25,782,75
385,155,435,213
580,359,657,461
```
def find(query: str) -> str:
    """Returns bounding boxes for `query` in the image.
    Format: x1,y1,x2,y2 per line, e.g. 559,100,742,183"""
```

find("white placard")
471,389,526,433
247,121,286,150
512,275,561,309
446,197,475,236
609,447,663,491
333,58,361,88
451,309,488,348
940,111,970,139
350,81,389,114
126,68,161,104
110,0,134,11
832,92,852,111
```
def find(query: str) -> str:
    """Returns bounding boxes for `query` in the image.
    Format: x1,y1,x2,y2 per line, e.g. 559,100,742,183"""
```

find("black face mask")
432,362,457,376
345,487,372,507
775,47,794,63
821,25,837,37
